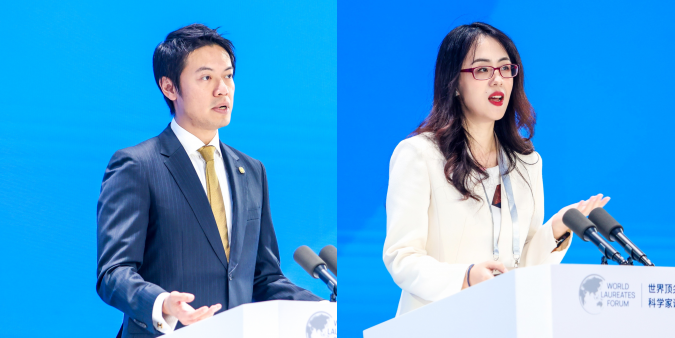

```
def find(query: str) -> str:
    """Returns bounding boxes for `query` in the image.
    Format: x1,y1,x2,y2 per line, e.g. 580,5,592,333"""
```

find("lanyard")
480,147,521,268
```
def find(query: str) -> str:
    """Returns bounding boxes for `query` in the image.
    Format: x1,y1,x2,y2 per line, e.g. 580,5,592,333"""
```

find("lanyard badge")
480,147,521,268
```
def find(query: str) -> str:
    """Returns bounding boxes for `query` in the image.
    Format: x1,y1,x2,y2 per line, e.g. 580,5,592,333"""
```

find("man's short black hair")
153,24,236,115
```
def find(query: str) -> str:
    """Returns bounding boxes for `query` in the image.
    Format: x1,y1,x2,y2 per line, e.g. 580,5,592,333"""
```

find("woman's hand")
551,193,610,239
461,260,507,290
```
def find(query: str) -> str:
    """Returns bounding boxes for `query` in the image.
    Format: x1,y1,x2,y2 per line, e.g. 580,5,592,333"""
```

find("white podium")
166,300,336,338
365,264,674,338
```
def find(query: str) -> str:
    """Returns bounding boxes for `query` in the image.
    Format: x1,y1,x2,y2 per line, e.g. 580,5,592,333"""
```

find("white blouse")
383,133,572,316
483,165,502,231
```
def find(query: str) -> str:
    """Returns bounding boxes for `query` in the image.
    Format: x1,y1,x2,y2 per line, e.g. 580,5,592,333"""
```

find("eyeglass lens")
473,65,518,80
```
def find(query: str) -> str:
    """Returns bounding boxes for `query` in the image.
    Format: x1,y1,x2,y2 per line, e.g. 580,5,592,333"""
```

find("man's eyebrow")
195,66,233,72
471,57,510,65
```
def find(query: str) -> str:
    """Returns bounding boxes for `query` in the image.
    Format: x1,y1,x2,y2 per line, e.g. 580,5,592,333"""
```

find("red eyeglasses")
460,64,519,80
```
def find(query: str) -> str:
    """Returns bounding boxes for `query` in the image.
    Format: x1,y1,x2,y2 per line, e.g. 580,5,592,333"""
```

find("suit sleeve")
251,161,322,302
521,152,572,267
383,139,471,302
96,150,167,334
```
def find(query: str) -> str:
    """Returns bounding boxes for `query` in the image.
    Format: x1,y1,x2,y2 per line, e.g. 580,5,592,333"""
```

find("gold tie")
198,146,230,261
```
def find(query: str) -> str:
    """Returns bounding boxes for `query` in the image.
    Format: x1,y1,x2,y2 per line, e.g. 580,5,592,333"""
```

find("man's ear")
159,77,178,101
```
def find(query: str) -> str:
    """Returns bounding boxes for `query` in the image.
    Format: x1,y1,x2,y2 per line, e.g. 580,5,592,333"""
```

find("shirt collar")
170,118,222,158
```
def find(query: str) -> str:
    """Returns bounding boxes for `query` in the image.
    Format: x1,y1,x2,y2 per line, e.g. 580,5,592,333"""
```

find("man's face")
170,44,235,133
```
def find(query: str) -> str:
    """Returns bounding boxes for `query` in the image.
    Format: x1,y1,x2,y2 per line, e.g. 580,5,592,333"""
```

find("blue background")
339,0,675,336
0,1,336,337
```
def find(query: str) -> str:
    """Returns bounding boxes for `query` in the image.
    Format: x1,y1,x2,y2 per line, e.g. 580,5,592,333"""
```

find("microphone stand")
315,265,337,302
601,256,633,265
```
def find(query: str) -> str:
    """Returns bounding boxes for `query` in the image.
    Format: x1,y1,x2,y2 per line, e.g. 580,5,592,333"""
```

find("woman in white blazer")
383,22,610,316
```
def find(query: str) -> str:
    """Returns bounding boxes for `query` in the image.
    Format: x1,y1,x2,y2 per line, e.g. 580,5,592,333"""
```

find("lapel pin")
238,167,245,174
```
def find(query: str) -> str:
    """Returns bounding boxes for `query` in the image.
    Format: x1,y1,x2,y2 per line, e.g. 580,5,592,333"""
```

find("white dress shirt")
152,119,233,333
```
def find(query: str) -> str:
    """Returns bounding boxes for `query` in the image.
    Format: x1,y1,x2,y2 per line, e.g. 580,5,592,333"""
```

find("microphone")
319,245,337,276
293,245,337,301
562,209,628,265
588,208,654,266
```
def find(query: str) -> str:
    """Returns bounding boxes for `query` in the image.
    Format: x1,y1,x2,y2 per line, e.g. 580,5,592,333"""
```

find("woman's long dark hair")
414,22,536,201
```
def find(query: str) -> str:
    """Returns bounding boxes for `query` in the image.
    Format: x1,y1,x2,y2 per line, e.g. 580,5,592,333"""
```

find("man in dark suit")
96,24,321,338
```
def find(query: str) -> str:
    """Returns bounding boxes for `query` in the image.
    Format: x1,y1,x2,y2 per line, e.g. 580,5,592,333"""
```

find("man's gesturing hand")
162,291,222,325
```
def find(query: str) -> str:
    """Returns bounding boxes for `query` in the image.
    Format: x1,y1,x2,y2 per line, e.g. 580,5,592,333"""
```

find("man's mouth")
213,105,229,113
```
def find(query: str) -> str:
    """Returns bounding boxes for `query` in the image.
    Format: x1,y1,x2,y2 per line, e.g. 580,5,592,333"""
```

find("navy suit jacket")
96,126,320,337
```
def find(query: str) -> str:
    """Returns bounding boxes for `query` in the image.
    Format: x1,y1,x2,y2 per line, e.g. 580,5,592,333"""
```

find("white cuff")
153,292,178,333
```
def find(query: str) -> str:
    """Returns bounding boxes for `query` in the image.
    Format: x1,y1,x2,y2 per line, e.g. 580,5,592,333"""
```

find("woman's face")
457,35,514,124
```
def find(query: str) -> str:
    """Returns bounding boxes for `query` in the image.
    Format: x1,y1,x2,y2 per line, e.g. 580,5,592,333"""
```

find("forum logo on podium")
578,274,636,314
579,274,606,314
305,311,337,338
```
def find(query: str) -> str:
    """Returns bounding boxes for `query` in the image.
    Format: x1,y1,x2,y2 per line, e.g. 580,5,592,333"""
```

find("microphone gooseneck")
293,245,337,301
589,208,655,266
563,209,628,265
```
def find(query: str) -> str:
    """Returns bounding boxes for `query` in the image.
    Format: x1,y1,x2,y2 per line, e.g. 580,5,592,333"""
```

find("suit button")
229,274,233,281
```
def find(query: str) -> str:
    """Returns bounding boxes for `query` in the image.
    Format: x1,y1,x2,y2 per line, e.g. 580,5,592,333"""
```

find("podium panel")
167,300,337,338
364,264,674,338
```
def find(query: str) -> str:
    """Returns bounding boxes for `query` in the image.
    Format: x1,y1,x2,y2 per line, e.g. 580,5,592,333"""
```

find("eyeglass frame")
459,64,519,80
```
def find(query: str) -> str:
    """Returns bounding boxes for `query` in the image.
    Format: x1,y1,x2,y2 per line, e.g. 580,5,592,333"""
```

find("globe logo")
306,311,337,338
579,274,606,314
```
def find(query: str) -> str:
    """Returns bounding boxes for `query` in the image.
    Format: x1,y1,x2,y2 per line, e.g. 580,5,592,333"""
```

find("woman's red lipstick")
488,91,505,106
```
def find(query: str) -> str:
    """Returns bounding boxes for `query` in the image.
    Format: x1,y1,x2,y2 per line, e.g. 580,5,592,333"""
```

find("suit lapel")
220,142,248,273
159,126,229,269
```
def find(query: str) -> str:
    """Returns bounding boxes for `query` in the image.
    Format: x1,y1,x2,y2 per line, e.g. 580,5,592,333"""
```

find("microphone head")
293,245,325,278
319,245,337,276
588,208,623,241
562,208,595,241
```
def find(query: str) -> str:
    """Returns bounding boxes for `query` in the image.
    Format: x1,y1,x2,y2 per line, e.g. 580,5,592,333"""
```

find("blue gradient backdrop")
339,0,675,336
0,1,336,337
